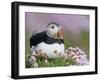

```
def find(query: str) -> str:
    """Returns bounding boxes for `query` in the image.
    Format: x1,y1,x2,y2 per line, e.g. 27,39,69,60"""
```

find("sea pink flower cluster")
65,47,89,66
29,46,89,67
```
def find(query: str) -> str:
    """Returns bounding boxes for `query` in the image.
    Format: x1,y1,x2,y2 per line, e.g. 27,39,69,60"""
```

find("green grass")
26,57,76,68
25,31,89,68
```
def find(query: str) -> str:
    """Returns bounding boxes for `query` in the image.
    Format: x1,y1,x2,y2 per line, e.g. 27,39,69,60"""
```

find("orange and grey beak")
57,28,64,39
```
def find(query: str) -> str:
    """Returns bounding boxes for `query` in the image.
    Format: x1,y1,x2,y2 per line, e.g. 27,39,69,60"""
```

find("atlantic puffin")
30,22,65,58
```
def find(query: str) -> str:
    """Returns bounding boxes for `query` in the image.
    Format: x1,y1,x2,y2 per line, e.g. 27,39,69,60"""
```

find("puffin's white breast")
34,42,65,58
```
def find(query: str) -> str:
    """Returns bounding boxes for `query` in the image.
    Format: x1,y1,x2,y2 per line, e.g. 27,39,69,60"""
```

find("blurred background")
25,12,89,68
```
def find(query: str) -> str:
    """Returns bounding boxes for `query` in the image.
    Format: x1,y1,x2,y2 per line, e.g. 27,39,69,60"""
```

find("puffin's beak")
57,28,64,39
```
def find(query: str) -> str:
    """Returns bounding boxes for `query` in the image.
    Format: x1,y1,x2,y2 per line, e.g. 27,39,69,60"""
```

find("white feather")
33,42,65,58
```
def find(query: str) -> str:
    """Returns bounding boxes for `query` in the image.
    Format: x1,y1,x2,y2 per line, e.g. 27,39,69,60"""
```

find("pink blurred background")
25,12,89,35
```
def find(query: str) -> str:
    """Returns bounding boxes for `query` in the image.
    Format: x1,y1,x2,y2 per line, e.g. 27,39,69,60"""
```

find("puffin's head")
46,22,64,39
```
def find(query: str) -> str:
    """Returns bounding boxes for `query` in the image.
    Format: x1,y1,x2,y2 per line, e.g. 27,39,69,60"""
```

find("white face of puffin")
46,23,63,39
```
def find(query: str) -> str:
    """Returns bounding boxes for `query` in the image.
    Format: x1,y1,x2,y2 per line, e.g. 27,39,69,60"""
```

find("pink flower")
66,47,89,65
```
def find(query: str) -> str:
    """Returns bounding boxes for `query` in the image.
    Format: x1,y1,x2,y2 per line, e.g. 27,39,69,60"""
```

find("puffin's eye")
51,26,54,29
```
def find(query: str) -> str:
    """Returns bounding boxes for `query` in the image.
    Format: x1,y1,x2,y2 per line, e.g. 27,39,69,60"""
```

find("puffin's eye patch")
51,26,54,29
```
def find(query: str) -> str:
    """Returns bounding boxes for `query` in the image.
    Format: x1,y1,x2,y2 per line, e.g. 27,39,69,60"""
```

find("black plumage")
30,31,64,47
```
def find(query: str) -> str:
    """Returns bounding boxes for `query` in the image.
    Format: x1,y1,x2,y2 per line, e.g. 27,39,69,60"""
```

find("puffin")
30,22,65,58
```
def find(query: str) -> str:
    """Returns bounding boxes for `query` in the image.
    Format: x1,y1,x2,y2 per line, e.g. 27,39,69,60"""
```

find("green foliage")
26,58,76,68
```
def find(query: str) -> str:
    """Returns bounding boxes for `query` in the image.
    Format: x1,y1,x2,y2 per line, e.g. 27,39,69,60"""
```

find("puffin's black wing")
30,31,46,47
